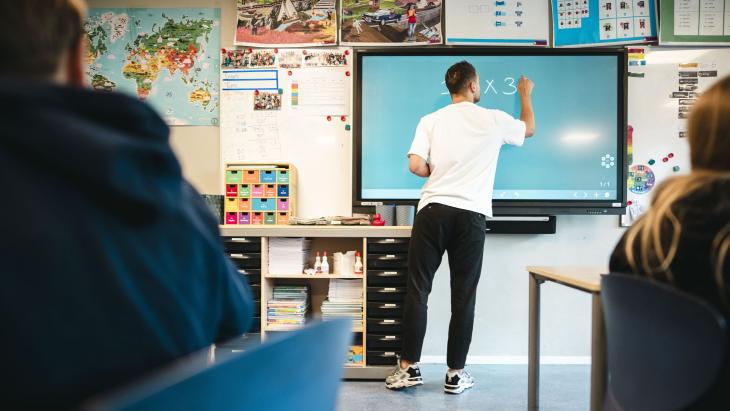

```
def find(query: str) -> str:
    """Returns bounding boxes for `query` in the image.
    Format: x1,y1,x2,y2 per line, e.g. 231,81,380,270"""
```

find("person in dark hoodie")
0,0,253,408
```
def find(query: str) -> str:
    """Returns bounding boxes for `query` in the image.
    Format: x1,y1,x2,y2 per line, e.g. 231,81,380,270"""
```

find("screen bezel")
352,47,628,216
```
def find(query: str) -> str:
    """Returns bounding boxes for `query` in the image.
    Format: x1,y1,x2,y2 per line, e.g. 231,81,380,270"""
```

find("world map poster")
85,8,221,126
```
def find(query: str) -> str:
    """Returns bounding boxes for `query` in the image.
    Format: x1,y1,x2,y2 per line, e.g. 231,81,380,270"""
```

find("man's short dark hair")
445,61,477,95
0,0,85,78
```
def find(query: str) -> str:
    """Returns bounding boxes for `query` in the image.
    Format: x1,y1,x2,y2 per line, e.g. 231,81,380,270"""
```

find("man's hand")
518,75,534,98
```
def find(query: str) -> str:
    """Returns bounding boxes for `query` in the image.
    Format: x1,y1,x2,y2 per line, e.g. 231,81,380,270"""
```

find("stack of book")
267,285,309,329
321,279,363,330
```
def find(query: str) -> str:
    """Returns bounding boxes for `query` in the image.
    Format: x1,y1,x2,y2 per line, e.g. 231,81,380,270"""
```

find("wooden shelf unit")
222,225,412,379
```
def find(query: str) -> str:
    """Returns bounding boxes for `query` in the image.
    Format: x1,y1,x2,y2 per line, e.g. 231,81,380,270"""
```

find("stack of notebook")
321,279,363,329
267,285,309,329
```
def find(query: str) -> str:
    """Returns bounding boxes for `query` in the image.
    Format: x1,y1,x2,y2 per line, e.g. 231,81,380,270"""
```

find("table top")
526,266,608,293
220,225,412,238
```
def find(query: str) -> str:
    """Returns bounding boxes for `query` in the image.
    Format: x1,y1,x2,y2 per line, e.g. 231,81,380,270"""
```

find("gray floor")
337,364,590,411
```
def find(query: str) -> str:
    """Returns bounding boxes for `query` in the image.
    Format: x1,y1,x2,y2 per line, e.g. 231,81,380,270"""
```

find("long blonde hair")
624,76,730,303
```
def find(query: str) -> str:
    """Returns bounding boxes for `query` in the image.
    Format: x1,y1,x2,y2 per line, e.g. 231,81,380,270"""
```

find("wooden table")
526,266,607,411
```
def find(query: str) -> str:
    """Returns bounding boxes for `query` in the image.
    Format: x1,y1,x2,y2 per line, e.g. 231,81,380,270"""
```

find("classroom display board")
356,50,626,215
84,8,221,126
621,46,730,226
340,0,443,46
551,0,657,47
659,0,730,45
220,48,353,218
445,0,549,46
235,0,337,47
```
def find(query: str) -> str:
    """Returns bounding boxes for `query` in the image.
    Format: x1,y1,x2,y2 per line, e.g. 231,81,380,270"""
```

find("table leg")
590,293,607,411
528,273,542,410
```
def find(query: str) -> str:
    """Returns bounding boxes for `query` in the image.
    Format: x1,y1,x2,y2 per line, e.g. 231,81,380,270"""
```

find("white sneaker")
385,363,423,390
444,370,474,394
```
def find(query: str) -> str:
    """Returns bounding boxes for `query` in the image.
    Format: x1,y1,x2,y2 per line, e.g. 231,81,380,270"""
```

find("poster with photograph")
235,0,337,47
340,0,442,46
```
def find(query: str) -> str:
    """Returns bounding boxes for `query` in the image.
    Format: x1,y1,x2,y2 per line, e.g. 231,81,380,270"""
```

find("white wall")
86,0,627,362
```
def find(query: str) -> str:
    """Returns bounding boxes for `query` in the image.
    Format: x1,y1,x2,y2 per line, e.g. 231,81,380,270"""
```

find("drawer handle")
384,352,396,356
383,320,395,324
385,254,396,258
384,304,396,307
383,271,399,276
384,239,395,242
384,336,396,340
383,288,397,292
230,253,244,258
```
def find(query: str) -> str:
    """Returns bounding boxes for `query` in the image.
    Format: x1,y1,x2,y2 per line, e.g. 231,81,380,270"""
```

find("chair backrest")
83,319,352,411
602,274,728,411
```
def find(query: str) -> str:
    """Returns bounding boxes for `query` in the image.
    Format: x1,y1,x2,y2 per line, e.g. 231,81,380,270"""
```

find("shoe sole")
385,379,423,390
444,382,474,394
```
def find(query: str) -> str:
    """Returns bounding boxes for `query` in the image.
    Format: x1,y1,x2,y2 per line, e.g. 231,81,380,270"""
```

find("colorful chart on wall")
340,0,442,46
85,8,221,126
235,0,337,47
659,0,730,45
445,0,549,46
551,0,657,47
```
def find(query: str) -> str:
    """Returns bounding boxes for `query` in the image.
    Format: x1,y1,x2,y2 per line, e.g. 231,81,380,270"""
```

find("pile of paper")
268,238,311,274
267,285,309,328
321,279,363,329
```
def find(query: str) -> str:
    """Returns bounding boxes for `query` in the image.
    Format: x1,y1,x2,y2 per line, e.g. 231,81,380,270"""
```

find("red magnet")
255,90,260,95
668,153,674,158
221,48,226,53
303,50,307,55
344,50,350,56
274,48,279,53
247,48,252,53
662,157,669,162
340,116,346,122
345,71,351,77
288,70,293,76
627,201,633,206
327,116,332,121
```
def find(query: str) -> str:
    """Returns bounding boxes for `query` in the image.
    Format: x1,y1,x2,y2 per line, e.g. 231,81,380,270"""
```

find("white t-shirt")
407,102,526,218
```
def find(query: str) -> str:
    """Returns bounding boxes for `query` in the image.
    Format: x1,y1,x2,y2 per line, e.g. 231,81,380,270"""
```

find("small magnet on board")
274,48,278,53
327,116,332,121
341,116,346,122
673,166,681,172
346,71,351,77
247,48,252,53
627,201,633,206
344,50,350,56
662,157,669,163
288,70,293,76
668,153,674,158
648,159,655,165
345,125,351,131
278,88,283,94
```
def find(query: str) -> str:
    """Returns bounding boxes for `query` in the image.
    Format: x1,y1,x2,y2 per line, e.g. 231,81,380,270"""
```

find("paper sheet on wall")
659,0,730,45
291,69,350,116
220,89,283,163
445,0,549,46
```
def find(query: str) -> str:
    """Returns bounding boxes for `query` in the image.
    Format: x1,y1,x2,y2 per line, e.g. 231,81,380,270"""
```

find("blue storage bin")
260,170,276,183
252,198,276,212
277,184,289,197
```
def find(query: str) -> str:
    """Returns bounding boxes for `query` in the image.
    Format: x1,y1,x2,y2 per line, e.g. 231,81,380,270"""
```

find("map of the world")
85,8,221,126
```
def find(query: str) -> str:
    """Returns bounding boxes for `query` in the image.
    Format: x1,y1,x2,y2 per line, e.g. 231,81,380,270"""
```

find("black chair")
602,273,728,411
83,319,352,411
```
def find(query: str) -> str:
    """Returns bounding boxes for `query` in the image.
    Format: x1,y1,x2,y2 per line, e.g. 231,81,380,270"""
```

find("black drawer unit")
367,269,407,286
367,350,400,366
367,238,410,253
250,284,261,298
367,318,403,333
367,253,408,269
367,286,406,302
367,334,403,349
249,317,261,333
367,301,404,318
229,253,261,269
223,237,262,253
238,268,261,286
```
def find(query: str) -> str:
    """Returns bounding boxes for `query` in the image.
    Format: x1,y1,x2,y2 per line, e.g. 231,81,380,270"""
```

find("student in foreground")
0,0,253,407
385,61,535,394
609,75,730,407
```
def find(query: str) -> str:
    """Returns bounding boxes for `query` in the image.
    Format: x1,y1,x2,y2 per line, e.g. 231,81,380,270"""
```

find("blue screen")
360,54,621,202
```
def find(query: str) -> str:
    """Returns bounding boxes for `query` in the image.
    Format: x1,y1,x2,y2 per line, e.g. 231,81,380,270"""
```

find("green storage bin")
238,184,251,198
226,170,243,184
264,212,276,225
276,170,290,184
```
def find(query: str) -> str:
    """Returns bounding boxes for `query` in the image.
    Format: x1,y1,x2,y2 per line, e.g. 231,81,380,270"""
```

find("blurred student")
0,0,253,407
610,75,730,407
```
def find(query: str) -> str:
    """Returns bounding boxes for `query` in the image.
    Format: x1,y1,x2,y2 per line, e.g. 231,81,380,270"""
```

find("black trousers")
401,203,487,370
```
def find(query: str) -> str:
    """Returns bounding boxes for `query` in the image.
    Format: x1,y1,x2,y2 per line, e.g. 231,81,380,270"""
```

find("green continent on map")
122,16,213,99
86,24,108,64
91,74,117,92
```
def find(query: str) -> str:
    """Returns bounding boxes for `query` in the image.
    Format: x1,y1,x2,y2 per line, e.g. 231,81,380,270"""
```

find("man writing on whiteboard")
385,61,535,394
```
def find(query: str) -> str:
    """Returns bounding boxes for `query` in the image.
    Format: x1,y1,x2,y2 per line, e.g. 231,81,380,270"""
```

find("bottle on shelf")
314,252,322,274
354,251,363,275
321,251,330,274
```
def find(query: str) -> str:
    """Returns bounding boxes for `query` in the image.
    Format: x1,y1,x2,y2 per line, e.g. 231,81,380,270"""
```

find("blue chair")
602,274,728,410
83,319,352,411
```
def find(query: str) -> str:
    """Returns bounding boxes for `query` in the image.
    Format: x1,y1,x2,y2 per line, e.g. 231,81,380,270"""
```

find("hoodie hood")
0,80,183,219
